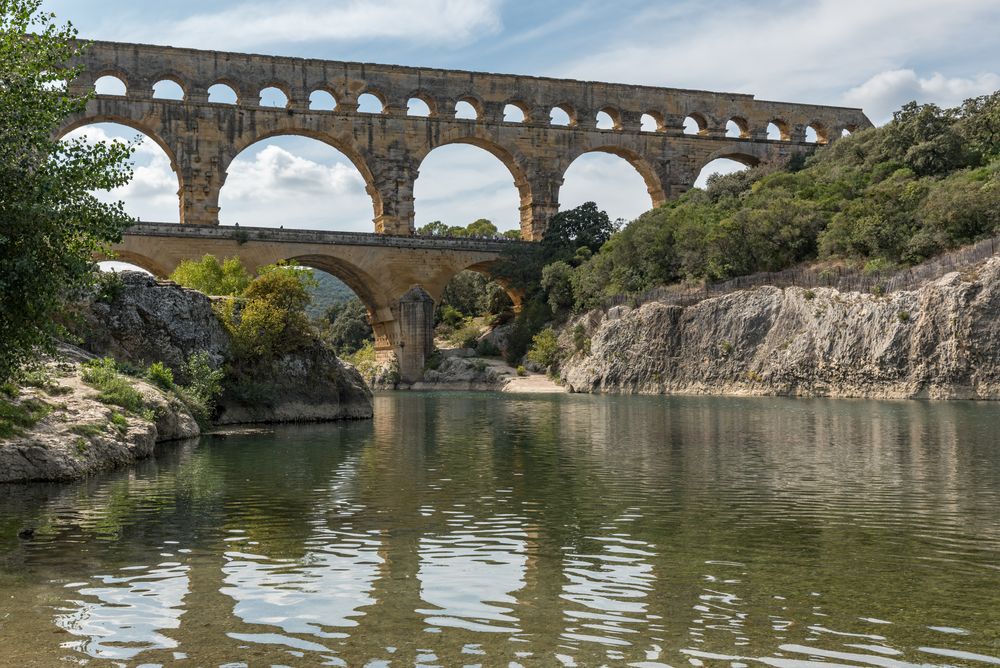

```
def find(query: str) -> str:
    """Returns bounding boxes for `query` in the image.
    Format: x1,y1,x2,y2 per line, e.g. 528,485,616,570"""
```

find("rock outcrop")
78,272,372,422
561,259,1000,400
0,352,199,483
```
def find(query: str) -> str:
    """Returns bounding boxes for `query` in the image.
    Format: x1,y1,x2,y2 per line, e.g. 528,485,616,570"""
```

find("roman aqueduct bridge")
63,40,872,381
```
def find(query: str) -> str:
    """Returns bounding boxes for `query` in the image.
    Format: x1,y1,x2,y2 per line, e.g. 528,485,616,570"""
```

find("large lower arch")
58,117,182,223
219,131,381,232
693,150,763,189
413,138,530,238
97,250,171,278
559,147,663,224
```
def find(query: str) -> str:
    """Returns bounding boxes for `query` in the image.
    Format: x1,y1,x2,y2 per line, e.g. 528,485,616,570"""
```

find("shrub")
897,310,911,322
221,267,315,360
803,289,816,301
177,352,224,424
476,338,501,357
572,324,590,353
449,322,481,349
80,358,149,416
526,328,561,369
0,398,52,439
170,255,252,297
145,362,175,390
438,304,466,328
516,365,527,377
109,412,129,433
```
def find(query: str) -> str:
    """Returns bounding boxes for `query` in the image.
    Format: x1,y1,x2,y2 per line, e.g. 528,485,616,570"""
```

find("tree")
170,255,252,296
324,298,373,355
417,220,449,236
541,201,617,263
466,218,498,237
220,265,317,360
540,261,574,315
1,1,135,382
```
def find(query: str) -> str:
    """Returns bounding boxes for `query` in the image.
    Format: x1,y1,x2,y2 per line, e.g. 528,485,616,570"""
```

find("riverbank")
561,258,1000,400
401,350,566,393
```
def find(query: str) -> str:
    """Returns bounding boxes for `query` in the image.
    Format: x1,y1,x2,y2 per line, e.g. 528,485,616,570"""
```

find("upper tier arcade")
64,39,872,239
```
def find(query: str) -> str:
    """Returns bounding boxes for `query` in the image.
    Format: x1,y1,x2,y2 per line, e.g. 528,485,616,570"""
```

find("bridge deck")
124,222,524,253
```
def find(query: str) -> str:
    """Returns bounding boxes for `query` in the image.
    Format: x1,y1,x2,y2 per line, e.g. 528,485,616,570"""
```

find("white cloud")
555,0,1000,108
559,154,653,223
843,69,1000,123
220,145,371,231
115,0,502,50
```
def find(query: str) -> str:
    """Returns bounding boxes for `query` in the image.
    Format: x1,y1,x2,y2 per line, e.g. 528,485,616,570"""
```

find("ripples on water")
0,393,998,666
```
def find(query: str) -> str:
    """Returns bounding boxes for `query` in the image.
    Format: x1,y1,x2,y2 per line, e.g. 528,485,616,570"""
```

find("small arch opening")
455,99,479,120
550,105,573,127
640,113,660,132
259,86,289,108
767,120,789,141
726,117,749,139
806,123,828,144
683,114,707,135
357,93,384,114
596,110,618,130
842,127,855,137
152,79,184,100
208,83,238,104
407,97,432,117
308,90,337,111
503,103,526,123
94,75,127,96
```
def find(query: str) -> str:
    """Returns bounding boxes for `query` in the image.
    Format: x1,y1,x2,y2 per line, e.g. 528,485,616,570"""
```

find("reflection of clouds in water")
221,530,382,643
55,562,189,661
417,513,528,634
560,516,658,654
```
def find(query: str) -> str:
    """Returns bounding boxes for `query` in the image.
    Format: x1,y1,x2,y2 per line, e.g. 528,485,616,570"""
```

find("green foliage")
305,270,357,319
897,310,911,323
71,421,105,438
177,352,224,424
437,304,466,329
169,255,252,296
145,362,175,390
418,218,505,238
476,338,501,357
220,266,315,360
572,324,590,354
0,397,52,439
505,299,552,364
526,328,561,369
94,271,125,304
449,322,482,349
562,95,1000,311
323,298,373,355
516,365,527,377
80,358,149,416
109,412,129,433
0,2,136,383
541,261,575,315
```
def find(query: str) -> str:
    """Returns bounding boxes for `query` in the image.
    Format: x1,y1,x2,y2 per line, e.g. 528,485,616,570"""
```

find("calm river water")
1,392,998,667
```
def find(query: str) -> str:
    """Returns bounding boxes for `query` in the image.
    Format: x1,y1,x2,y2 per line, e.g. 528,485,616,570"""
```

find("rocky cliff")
561,258,1000,400
77,272,372,423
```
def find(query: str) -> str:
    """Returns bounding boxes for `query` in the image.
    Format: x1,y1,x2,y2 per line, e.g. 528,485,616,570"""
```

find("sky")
49,0,1000,234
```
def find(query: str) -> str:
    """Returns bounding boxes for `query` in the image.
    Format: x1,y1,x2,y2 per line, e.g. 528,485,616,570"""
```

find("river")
1,392,998,666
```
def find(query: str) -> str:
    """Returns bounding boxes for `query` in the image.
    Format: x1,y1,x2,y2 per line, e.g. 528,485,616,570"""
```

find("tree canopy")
1,0,135,382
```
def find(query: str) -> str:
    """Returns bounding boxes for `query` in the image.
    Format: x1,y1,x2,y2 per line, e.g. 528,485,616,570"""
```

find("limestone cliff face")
561,259,1000,400
78,272,372,422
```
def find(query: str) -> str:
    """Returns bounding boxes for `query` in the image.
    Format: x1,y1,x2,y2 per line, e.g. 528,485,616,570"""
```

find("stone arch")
105,250,171,278
563,146,666,207
357,89,386,113
550,103,576,127
94,72,128,96
414,135,532,233
596,107,622,130
150,73,187,99
805,121,829,144
258,82,292,108
683,112,708,135
406,91,437,117
461,260,523,311
208,79,241,104
503,100,529,123
285,253,386,316
767,119,790,141
308,88,338,111
455,95,483,120
222,129,382,230
727,116,750,139
92,67,131,89
641,112,663,132
57,116,180,174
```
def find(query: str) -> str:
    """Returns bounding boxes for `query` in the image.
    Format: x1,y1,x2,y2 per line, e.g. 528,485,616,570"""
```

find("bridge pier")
394,287,436,383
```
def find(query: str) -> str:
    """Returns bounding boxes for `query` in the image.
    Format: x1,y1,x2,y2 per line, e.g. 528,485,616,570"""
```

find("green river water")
0,392,998,667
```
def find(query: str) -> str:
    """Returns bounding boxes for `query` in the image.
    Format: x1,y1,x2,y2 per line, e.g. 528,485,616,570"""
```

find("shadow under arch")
700,146,766,169
223,129,382,230
562,146,666,208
